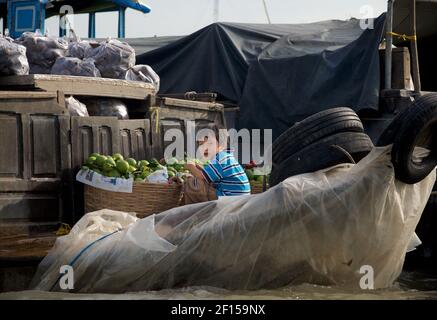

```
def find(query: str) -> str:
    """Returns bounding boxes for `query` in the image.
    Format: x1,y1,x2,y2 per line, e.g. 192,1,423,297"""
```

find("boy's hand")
184,163,197,172
169,176,183,184
184,163,206,181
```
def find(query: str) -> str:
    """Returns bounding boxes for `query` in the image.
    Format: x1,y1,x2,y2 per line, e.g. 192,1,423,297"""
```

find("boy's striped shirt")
201,150,251,196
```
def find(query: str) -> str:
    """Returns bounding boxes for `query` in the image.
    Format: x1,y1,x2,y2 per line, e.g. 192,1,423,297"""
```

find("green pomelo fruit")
126,158,137,167
116,160,130,174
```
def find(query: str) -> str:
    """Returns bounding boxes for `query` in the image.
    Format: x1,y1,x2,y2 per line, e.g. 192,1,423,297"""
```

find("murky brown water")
1,272,437,300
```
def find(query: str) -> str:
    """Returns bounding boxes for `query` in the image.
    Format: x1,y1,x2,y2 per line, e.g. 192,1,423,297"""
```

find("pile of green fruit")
244,161,269,183
244,168,268,183
81,153,199,183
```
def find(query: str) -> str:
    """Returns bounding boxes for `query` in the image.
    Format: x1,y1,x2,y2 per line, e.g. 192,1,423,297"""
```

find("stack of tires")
270,93,437,187
270,107,373,186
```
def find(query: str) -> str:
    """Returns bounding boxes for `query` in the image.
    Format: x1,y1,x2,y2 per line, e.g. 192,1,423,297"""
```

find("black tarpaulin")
137,14,386,139
240,14,386,139
137,23,296,103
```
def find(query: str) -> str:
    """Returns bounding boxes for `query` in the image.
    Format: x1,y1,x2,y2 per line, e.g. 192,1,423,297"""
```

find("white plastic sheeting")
65,96,88,117
125,64,160,92
31,147,436,293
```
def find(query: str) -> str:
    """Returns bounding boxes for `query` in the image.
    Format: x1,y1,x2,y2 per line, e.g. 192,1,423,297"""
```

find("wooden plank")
70,116,120,169
160,97,224,111
0,232,57,261
159,98,226,128
118,119,152,160
0,179,62,192
0,97,67,115
0,113,22,178
0,75,35,86
0,193,60,221
21,114,31,181
31,116,58,176
379,48,412,90
0,75,156,100
0,91,58,99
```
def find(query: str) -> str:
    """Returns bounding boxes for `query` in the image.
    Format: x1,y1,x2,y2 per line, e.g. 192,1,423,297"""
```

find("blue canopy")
111,0,151,13
44,0,151,16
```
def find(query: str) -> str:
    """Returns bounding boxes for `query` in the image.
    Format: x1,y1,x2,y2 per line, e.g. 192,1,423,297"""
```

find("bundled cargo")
125,64,160,92
8,31,161,87
83,98,129,119
51,57,101,77
65,96,89,117
15,31,68,74
0,35,29,75
85,38,135,79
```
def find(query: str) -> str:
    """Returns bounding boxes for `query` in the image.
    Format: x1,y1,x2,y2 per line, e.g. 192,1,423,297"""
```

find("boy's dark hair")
201,123,229,147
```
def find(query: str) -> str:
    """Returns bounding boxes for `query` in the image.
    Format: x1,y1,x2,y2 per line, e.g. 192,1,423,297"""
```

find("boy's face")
197,135,220,160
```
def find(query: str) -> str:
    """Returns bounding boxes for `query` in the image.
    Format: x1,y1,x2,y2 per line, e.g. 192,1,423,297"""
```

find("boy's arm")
184,163,207,181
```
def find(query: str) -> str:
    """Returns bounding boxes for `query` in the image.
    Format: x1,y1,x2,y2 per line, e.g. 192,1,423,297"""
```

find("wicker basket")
84,182,183,218
250,181,269,194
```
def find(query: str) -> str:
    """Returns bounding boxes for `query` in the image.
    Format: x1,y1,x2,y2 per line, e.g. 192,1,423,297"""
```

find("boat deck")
0,231,57,292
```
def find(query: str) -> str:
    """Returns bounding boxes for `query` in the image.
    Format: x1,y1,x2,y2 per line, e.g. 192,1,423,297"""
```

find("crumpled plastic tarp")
15,31,68,74
85,39,135,79
65,96,89,117
51,57,101,77
31,147,436,293
125,64,160,92
0,35,29,75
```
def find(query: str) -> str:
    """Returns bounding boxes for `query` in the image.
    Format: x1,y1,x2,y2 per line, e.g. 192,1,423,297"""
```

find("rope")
330,145,356,164
387,31,417,41
262,0,272,24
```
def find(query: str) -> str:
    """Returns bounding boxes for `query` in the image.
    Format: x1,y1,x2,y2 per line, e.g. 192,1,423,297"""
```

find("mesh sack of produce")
68,40,92,59
125,64,160,92
84,98,129,119
85,39,135,79
30,147,436,293
51,57,101,77
0,35,29,75
67,31,99,59
15,31,68,74
65,96,89,117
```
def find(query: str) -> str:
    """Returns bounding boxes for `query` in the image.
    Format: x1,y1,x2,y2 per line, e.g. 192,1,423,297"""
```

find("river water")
1,271,437,300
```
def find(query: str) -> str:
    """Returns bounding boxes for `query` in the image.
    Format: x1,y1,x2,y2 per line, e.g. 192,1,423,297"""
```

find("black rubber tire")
390,93,437,184
272,107,364,166
376,109,411,146
269,132,374,186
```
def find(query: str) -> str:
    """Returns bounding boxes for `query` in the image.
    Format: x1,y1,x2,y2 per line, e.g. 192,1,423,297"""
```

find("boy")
183,124,251,203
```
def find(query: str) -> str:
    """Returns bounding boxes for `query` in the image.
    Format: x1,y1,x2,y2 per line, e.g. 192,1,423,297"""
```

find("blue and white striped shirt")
202,150,251,197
